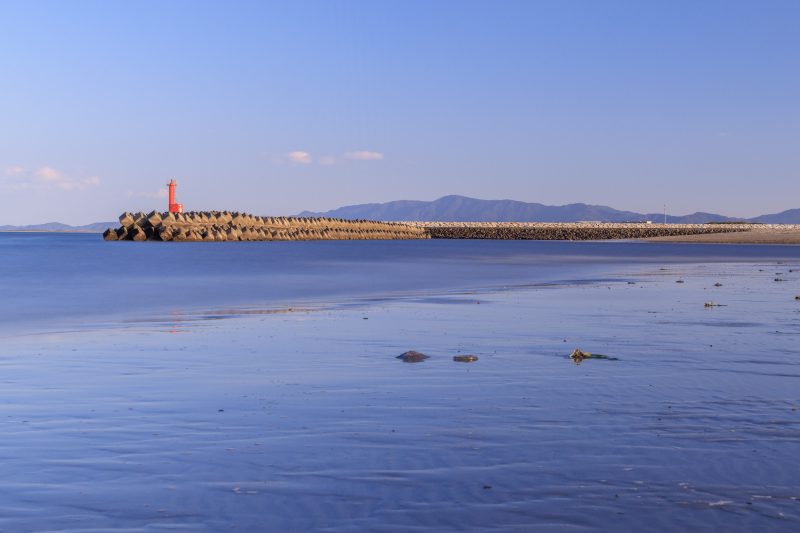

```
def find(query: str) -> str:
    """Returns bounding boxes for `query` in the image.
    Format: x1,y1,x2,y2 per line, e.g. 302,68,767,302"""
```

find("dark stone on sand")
775,278,787,282
676,280,685,283
795,296,800,301
714,283,723,287
396,350,429,363
453,355,479,363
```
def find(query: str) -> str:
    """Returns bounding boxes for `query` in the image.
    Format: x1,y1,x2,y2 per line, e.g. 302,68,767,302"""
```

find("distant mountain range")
300,195,800,224
2,196,800,232
0,221,115,233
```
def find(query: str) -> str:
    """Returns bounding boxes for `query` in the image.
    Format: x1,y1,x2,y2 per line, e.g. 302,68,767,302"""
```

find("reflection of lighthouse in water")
167,179,184,213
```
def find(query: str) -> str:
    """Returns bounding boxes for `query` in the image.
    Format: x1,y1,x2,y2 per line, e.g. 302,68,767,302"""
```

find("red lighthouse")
167,179,183,213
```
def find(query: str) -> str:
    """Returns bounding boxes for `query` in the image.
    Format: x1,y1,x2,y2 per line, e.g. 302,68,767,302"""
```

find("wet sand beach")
648,228,800,244
1,234,799,531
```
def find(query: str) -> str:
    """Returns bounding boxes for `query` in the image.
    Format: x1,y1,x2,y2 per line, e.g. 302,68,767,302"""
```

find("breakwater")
105,214,794,242
406,221,762,240
103,211,429,241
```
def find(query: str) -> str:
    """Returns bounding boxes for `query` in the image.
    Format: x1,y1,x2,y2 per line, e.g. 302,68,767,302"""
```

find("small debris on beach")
571,348,591,363
676,280,685,284
627,281,636,285
704,302,726,307
396,350,429,363
774,278,787,282
714,283,723,287
570,348,619,364
453,355,479,363
795,296,800,301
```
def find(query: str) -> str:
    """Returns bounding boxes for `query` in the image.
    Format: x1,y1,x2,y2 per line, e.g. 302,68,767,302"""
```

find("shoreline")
645,228,800,244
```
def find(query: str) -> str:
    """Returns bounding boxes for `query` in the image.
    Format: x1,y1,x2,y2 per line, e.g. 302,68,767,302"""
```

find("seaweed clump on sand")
570,348,619,365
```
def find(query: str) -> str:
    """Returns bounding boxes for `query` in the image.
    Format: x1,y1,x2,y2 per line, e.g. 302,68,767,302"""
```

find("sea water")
0,233,799,531
2,233,798,335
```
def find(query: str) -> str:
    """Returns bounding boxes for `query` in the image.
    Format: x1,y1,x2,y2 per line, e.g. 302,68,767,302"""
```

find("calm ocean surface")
1,233,799,531
2,232,799,334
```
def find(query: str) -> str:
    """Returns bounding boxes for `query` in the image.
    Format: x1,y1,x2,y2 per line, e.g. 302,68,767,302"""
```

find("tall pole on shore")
663,204,667,224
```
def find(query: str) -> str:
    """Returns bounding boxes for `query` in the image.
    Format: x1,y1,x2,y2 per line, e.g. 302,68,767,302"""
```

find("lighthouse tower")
167,179,183,213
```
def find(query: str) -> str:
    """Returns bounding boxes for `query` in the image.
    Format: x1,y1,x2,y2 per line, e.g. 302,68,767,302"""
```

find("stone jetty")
103,211,429,242
105,214,793,242
403,221,766,240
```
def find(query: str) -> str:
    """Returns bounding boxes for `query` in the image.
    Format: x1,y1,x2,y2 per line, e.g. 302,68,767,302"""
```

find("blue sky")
1,0,798,224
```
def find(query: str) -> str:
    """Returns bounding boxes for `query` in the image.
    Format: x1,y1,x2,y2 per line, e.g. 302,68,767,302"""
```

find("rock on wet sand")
396,351,429,363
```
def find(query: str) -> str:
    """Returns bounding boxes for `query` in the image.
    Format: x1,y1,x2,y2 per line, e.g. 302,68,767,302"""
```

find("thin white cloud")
269,150,384,166
35,166,61,181
5,165,25,176
287,151,312,165
343,151,384,161
1,165,101,191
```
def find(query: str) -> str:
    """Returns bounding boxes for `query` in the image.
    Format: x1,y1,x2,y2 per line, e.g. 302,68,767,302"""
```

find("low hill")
299,195,752,224
750,208,800,224
4,197,799,231
0,222,116,232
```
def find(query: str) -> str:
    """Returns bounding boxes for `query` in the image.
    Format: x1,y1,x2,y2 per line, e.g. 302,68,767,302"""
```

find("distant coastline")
6,194,800,233
0,222,115,233
300,195,800,224
0,229,102,233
